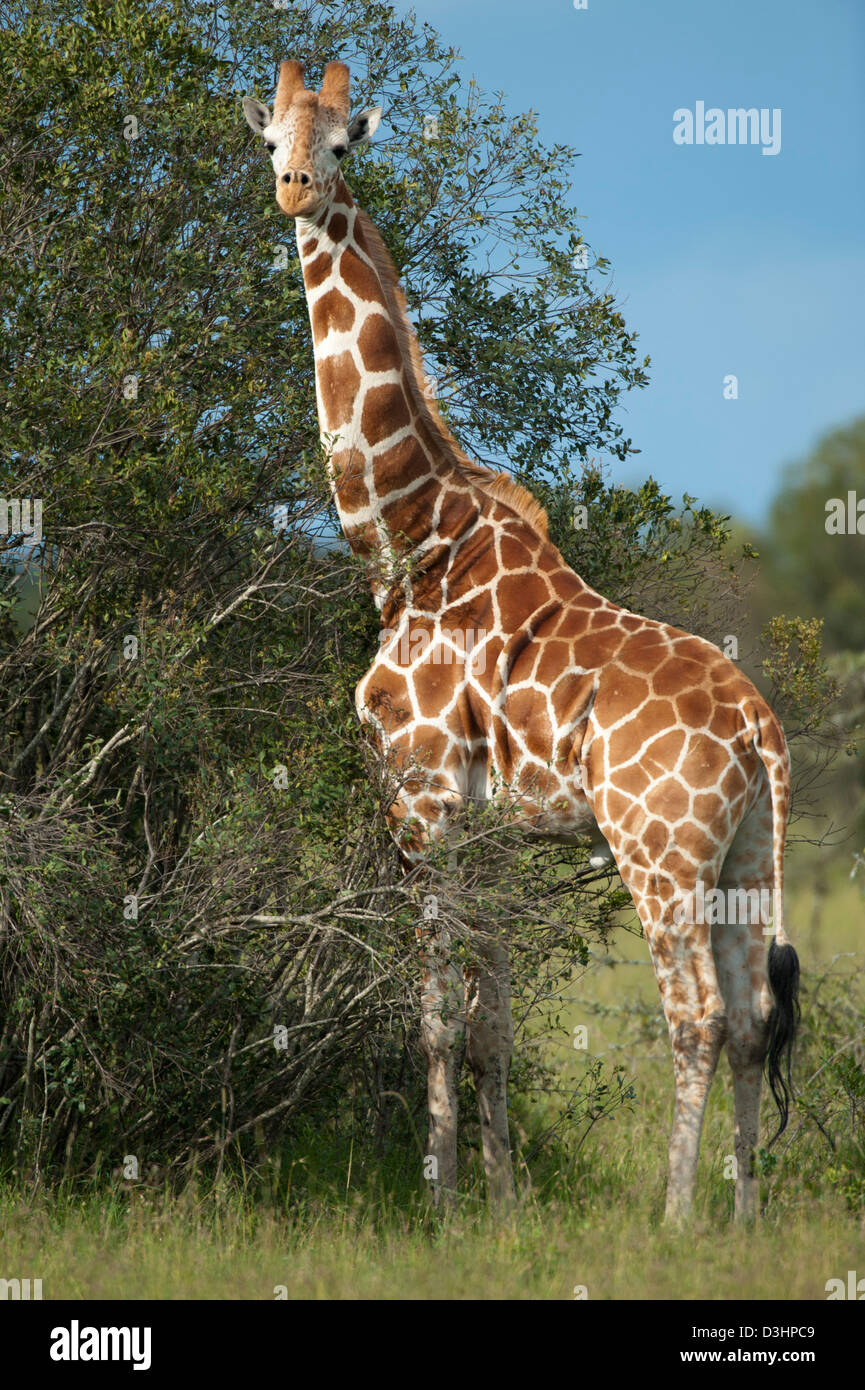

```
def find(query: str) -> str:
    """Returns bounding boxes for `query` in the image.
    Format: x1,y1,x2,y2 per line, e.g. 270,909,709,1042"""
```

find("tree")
759,416,865,654
749,418,865,845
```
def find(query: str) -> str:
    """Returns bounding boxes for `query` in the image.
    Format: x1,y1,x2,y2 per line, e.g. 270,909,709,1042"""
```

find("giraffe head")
242,60,382,220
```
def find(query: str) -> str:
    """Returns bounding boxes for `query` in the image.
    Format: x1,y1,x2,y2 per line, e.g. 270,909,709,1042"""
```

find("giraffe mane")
353,208,549,539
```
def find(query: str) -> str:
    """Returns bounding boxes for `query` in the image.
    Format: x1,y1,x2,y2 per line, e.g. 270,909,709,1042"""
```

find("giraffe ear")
242,97,272,135
347,105,383,148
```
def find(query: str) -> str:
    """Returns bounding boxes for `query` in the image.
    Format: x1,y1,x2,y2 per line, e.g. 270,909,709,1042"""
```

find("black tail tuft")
765,939,801,1144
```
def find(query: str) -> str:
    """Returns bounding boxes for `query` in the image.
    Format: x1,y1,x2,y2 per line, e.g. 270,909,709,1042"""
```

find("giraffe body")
244,61,800,1222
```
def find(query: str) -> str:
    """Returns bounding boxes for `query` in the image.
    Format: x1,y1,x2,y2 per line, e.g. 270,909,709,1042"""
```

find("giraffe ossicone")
244,59,801,1223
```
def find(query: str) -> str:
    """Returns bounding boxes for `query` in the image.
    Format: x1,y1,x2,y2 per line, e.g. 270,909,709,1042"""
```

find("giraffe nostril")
300,172,310,186
281,173,292,184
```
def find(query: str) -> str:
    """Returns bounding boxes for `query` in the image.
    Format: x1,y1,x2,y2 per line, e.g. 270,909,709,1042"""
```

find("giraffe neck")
296,191,479,609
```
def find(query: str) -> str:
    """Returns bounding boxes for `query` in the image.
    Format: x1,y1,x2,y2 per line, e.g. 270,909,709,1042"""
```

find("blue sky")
387,0,865,526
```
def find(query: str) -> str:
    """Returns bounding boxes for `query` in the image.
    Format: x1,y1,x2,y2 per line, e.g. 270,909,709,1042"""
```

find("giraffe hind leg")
603,850,729,1225
714,796,776,1223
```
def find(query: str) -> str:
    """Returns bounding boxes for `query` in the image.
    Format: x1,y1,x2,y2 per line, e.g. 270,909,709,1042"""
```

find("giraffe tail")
753,716,801,1144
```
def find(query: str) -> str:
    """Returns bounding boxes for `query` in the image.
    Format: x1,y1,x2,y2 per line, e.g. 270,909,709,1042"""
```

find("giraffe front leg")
419,927,466,1209
465,941,516,1208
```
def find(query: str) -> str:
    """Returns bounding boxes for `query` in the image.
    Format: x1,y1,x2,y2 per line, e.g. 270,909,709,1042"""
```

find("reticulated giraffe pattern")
244,59,800,1223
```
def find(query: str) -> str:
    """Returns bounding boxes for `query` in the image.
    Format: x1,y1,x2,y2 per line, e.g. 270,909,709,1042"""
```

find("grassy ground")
0,1186,861,1299
1,847,862,1299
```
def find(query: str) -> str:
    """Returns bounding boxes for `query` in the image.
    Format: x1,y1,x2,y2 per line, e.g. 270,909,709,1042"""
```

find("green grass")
1,847,861,1299
0,1177,861,1299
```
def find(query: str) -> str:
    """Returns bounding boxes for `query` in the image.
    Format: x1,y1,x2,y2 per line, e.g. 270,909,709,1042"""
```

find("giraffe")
243,59,800,1223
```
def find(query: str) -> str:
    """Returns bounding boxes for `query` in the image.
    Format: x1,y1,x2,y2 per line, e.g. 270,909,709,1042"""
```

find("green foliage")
761,616,838,733
760,416,865,654
786,957,865,1211
748,419,865,842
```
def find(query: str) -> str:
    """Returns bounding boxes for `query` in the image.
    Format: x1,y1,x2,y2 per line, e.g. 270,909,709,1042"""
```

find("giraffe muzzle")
277,170,320,218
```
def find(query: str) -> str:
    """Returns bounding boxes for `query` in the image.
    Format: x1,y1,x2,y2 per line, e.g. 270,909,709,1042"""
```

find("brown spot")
551,570,582,603
758,715,784,756
674,635,713,664
361,382,411,447
507,689,552,761
519,766,559,803
340,247,383,303
659,848,695,881
437,487,475,541
372,435,429,493
535,640,573,688
500,533,534,570
364,671,412,729
406,726,449,765
446,527,499,600
628,865,648,895
570,627,626,668
605,787,634,823
312,288,355,339
674,821,717,864
680,735,729,790
645,777,690,821
643,728,687,774
327,212,348,243
357,313,399,373
381,479,440,542
653,657,706,697
694,792,722,825
602,669,651,725
709,706,736,738
550,670,594,725
676,688,712,728
621,629,671,664
498,571,552,626
472,636,504,697
303,252,333,291
610,762,651,797
317,352,360,428
331,451,369,512
589,612,620,634
608,700,676,765
413,662,458,720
